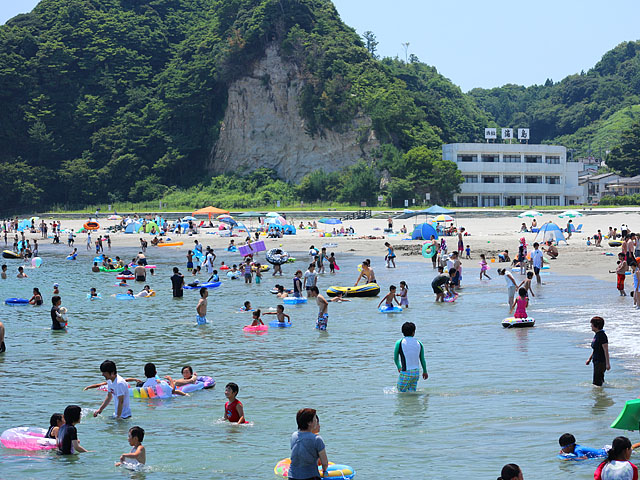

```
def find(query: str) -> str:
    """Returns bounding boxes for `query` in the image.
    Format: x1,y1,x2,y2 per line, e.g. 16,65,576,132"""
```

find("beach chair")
575,224,583,233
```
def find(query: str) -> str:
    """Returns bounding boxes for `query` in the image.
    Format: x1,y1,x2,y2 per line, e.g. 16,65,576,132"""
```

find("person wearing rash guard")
394,322,428,392
558,433,608,460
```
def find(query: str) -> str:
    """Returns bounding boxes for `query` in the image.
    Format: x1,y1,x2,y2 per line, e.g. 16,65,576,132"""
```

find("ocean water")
0,243,638,479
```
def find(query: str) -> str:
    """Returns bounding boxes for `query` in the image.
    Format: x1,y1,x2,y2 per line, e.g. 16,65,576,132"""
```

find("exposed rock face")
209,45,378,182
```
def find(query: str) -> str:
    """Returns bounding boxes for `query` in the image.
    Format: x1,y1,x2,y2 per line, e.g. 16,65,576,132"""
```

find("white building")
442,143,584,207
578,172,620,204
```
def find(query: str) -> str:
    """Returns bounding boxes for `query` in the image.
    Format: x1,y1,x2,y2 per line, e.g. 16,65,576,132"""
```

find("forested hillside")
469,41,640,158
0,0,488,212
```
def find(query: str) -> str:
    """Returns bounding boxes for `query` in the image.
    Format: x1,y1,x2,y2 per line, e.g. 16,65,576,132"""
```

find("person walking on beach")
586,316,610,387
394,322,428,392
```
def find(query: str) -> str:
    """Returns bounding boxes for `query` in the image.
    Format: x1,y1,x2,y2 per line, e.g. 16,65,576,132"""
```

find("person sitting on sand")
543,241,558,259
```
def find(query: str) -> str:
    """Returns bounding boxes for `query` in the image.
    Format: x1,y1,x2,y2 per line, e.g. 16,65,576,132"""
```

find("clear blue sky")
3,0,640,91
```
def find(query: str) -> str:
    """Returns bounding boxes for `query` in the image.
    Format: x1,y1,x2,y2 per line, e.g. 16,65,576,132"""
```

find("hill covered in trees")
0,0,489,212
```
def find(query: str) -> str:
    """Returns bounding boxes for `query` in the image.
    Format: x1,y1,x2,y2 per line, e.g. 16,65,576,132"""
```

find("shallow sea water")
0,242,639,479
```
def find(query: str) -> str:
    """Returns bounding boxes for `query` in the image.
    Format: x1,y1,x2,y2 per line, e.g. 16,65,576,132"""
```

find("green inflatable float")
611,399,640,430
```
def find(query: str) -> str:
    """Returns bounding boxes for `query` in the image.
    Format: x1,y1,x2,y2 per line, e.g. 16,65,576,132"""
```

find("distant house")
603,175,640,197
578,172,620,204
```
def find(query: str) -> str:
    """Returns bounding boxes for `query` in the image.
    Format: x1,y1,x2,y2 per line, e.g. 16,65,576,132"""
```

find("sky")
2,0,640,92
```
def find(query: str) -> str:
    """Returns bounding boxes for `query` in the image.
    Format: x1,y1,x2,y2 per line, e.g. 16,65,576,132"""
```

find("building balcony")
460,183,565,195
456,162,565,174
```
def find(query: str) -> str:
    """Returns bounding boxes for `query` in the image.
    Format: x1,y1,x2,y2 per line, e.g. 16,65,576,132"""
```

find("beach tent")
143,221,160,233
124,222,142,234
268,224,297,235
411,223,438,240
534,222,566,244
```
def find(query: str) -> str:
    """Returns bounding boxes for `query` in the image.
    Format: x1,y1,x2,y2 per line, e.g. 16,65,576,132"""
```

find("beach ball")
32,257,43,268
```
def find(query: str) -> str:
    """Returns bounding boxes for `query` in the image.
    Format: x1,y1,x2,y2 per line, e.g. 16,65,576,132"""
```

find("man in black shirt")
50,296,66,330
586,316,610,386
171,267,184,298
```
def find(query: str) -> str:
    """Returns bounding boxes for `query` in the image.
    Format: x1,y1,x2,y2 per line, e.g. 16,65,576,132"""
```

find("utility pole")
401,42,410,63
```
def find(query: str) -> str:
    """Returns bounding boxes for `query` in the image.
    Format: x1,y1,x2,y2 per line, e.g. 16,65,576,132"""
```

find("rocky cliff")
208,45,378,182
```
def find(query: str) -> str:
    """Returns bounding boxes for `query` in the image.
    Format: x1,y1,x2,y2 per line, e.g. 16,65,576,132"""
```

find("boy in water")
518,271,536,298
223,382,246,424
394,322,428,392
57,405,88,455
115,426,146,467
558,433,607,460
264,304,291,324
431,267,452,303
196,288,208,325
311,286,328,330
612,252,628,296
378,285,399,310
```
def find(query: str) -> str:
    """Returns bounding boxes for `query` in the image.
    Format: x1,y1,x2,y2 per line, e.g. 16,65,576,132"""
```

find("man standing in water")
171,267,184,298
310,286,328,330
394,322,428,392
196,288,208,325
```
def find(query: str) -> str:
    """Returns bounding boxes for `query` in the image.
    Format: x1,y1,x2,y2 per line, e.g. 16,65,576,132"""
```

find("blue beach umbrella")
318,218,342,225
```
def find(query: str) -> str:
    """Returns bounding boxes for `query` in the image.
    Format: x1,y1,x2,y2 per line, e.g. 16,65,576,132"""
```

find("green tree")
362,31,378,58
607,121,640,176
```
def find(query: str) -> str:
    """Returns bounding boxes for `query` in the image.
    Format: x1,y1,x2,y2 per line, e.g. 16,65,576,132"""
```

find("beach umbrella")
218,216,238,227
265,212,280,218
318,218,342,225
238,212,266,218
107,215,122,220
534,222,567,244
181,216,197,221
558,210,583,218
518,210,543,218
434,214,454,223
267,217,286,226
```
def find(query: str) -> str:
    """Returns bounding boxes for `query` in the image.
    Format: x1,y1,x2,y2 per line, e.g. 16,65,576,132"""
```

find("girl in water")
398,281,409,308
384,242,396,268
594,436,637,480
479,254,491,280
249,309,263,327
29,287,43,305
514,288,529,319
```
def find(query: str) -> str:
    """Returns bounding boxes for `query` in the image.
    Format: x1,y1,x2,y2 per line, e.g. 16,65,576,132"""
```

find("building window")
463,175,478,183
481,154,499,162
481,196,500,207
503,175,522,184
457,154,477,162
457,196,478,207
546,196,560,206
524,155,542,163
504,196,521,206
525,176,542,184
546,176,561,184
482,175,499,183
546,156,560,164
524,195,543,206
503,155,521,163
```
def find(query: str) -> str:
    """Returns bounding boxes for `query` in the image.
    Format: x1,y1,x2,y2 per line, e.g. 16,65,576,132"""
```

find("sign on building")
377,195,384,202
484,128,497,139
501,128,513,140
518,128,530,140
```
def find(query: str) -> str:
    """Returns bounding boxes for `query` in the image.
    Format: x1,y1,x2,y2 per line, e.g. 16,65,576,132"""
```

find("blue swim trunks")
196,315,208,325
397,368,420,392
315,313,328,331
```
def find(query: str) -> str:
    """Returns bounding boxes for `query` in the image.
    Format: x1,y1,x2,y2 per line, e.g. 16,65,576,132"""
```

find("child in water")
115,426,146,467
223,382,246,424
45,413,64,439
254,263,262,284
249,309,264,326
328,252,337,273
264,305,291,324
514,288,529,319
558,433,608,460
378,285,399,310
465,245,471,259
479,254,491,280
240,301,252,312
518,272,535,298
398,281,409,308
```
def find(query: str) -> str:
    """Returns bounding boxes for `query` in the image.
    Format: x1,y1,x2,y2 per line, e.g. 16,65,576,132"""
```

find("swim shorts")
196,315,208,325
315,313,328,331
397,368,420,392
533,266,540,275
617,273,625,290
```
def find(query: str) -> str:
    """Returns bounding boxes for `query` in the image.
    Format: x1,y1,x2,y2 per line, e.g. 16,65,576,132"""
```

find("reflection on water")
0,244,638,479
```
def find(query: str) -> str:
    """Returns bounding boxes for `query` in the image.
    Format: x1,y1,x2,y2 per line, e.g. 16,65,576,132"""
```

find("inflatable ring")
83,221,100,230
116,275,135,280
269,321,292,328
66,254,77,260
283,297,307,305
274,458,355,479
116,293,135,300
0,427,57,451
99,266,124,273
608,240,622,247
226,271,241,279
379,305,403,313
266,248,290,265
243,324,268,334
183,281,221,290
502,317,535,328
251,264,270,272
422,243,436,259
226,246,238,252
220,265,230,270
157,241,184,247
4,298,29,305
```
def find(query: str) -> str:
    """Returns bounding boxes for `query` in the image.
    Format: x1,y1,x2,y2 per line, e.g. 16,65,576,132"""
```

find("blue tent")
268,224,297,235
534,222,566,244
411,223,438,240
124,222,141,234
419,205,455,215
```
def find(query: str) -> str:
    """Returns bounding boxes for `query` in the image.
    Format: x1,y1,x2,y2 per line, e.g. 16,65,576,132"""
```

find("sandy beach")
17,209,639,285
